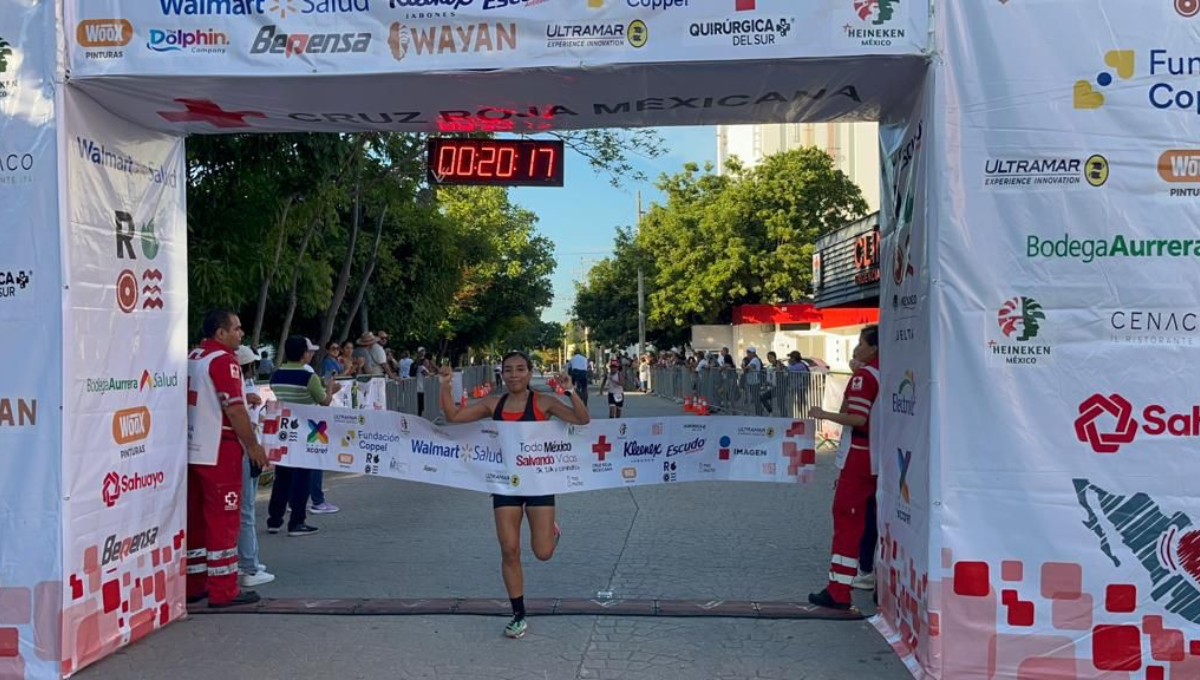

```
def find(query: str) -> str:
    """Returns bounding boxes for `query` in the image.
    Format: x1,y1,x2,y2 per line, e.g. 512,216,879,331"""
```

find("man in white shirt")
372,331,397,378
568,351,590,406
745,347,763,371
695,351,709,372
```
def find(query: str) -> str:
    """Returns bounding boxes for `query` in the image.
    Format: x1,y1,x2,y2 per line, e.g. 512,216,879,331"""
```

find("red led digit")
536,147,557,178
497,147,516,178
437,145,457,177
478,144,497,177
456,145,476,176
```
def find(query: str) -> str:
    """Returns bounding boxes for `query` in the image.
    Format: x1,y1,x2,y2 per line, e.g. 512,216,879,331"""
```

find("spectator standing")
787,351,810,373
412,348,429,415
373,331,397,378
267,336,340,536
234,345,274,588
398,350,414,379
185,311,267,607
354,333,384,376
257,347,275,378
320,341,343,378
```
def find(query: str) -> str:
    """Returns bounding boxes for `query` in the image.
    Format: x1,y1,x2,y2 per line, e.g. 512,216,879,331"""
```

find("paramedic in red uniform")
807,324,880,610
185,310,269,608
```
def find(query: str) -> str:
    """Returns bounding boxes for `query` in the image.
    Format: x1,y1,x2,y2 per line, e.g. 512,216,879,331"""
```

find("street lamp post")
637,192,646,361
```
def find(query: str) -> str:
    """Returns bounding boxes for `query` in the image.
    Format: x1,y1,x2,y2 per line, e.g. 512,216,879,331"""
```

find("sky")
511,126,717,324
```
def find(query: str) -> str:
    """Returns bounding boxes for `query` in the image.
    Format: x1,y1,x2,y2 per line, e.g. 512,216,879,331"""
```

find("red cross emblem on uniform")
224,491,239,510
592,435,612,462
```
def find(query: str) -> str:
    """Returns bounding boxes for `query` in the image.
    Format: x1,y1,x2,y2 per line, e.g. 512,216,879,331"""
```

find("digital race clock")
426,138,564,187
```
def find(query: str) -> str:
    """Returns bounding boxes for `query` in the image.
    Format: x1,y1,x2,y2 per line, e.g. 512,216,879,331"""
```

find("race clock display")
427,138,564,187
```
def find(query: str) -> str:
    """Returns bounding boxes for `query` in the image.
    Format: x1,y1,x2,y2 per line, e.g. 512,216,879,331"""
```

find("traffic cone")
684,396,694,413
699,398,710,416
460,391,468,408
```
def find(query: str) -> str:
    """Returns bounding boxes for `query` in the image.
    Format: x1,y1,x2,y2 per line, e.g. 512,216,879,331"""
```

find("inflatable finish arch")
0,1,1195,677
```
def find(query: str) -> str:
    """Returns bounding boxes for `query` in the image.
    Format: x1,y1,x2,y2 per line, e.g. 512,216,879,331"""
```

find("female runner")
439,351,590,638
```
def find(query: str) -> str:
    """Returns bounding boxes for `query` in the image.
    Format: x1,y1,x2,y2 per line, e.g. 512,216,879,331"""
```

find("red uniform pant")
826,446,877,604
186,439,244,604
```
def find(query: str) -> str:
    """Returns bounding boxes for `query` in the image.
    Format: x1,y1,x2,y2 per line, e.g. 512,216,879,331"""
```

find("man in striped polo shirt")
806,325,880,610
267,335,340,537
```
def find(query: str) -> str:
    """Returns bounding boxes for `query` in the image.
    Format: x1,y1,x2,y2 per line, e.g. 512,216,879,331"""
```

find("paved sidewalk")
79,387,910,680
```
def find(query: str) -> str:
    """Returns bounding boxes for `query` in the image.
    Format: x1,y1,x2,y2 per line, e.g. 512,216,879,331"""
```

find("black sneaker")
808,589,851,611
208,590,261,609
266,522,282,535
287,523,320,537
185,591,208,605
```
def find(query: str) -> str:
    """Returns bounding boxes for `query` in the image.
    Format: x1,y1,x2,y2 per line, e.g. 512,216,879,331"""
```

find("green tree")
185,129,665,352
435,186,555,358
639,148,867,331
571,227,645,349
502,319,565,355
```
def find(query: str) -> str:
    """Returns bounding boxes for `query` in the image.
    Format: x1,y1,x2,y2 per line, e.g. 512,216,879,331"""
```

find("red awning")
733,304,823,324
732,304,878,330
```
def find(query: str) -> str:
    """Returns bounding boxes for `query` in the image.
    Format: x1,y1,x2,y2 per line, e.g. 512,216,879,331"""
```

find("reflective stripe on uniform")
829,571,854,585
207,548,238,560
208,564,237,576
186,564,207,575
186,549,205,559
831,554,859,568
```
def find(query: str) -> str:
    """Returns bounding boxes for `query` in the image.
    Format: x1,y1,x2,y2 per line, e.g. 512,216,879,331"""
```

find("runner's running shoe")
504,616,528,639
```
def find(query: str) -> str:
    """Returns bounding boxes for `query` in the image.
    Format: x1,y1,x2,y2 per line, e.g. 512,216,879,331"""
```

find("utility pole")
637,192,646,361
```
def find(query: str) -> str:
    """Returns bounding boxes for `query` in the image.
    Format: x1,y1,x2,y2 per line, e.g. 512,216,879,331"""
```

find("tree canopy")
185,129,663,359
572,147,868,348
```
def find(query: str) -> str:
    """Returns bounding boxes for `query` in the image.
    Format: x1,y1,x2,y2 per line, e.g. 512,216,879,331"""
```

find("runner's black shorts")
492,494,556,508
608,394,624,406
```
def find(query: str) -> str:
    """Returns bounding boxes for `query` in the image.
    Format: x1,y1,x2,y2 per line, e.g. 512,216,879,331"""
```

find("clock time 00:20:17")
426,138,565,187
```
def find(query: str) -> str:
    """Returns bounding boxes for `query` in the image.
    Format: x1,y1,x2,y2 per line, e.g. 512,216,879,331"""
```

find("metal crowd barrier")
649,366,830,419
385,377,420,415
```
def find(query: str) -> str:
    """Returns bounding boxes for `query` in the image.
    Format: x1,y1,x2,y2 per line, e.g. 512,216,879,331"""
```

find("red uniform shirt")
842,356,879,451
196,339,245,436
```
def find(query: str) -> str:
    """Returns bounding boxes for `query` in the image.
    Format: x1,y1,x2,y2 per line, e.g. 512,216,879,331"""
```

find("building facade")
715,123,881,213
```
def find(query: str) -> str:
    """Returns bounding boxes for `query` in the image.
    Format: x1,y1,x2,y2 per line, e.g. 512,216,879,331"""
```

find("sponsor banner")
65,0,929,79
899,1,1200,678
66,49,929,135
60,88,187,676
330,376,388,410
872,79,935,676
0,1,64,679
260,402,816,495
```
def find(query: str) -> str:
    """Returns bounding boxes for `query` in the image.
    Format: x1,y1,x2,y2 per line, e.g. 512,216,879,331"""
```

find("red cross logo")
782,442,815,476
158,99,267,129
786,421,806,438
592,435,612,462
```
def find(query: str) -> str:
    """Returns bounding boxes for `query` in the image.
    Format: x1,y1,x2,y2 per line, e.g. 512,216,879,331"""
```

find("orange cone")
684,396,694,413
460,391,468,408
